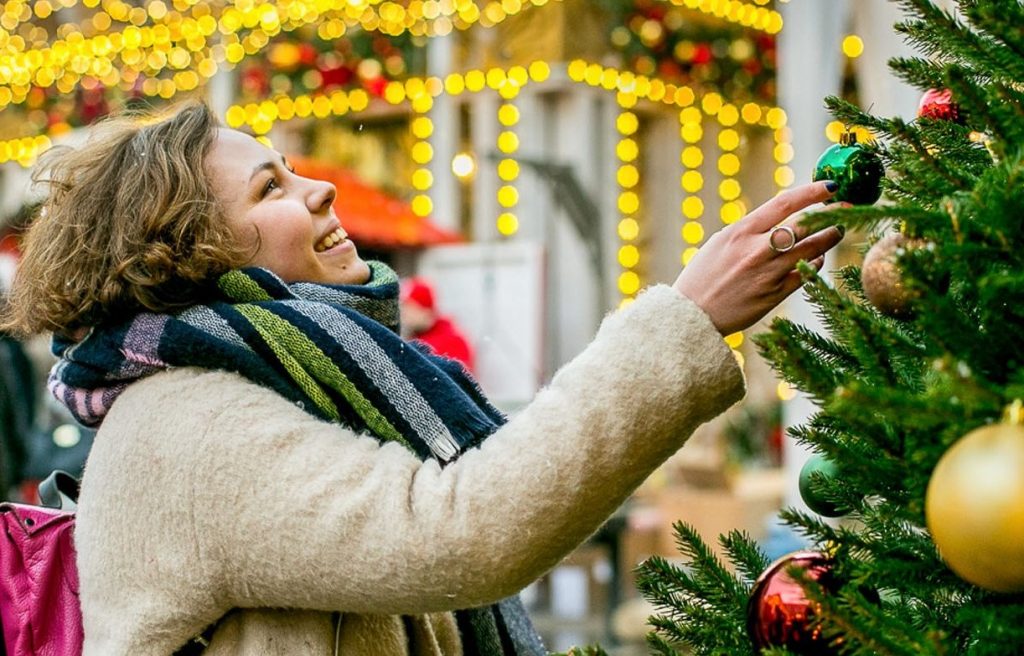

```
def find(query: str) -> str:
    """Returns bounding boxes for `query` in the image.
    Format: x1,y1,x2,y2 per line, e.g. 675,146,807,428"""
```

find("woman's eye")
262,177,279,197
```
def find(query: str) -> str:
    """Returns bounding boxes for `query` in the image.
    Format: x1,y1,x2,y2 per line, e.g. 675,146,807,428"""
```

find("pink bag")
0,480,83,656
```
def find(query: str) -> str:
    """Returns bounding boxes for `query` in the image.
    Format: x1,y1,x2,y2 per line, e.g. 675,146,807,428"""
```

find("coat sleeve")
79,285,744,618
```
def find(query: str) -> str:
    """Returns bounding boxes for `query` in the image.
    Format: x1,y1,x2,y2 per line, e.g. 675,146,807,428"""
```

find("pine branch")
889,56,950,93
966,0,1024,63
635,523,758,655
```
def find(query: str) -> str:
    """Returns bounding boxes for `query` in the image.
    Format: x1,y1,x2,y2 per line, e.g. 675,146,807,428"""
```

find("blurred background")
0,0,942,651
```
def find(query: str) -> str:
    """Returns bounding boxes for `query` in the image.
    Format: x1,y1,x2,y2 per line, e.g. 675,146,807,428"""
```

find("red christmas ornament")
747,551,838,656
917,88,962,123
298,43,318,67
692,43,712,65
318,65,353,90
364,76,388,98
241,65,270,97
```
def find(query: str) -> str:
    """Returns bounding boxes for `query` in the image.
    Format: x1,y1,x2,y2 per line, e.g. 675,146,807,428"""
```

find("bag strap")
38,470,80,511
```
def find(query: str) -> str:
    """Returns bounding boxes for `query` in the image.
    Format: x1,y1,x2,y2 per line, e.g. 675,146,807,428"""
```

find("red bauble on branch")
917,88,963,124
747,551,839,656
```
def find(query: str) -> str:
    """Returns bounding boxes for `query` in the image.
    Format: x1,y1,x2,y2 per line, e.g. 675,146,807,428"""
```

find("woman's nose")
307,178,336,214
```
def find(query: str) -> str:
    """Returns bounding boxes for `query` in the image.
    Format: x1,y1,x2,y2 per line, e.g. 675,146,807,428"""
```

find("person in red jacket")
400,277,475,374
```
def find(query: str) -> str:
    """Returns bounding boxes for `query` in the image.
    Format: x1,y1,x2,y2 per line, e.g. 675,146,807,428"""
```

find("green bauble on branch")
799,453,848,517
812,131,885,205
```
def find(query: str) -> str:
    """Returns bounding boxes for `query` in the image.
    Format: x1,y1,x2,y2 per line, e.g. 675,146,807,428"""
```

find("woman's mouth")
315,227,348,253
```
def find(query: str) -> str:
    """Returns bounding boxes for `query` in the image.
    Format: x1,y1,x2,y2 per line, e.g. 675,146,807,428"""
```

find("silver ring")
768,225,798,253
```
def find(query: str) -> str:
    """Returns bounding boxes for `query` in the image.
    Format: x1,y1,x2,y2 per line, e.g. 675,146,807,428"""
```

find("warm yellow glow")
701,92,723,116
568,60,588,81
766,107,788,129
498,104,520,126
497,212,519,236
412,194,433,217
774,166,795,187
445,74,466,95
773,142,794,163
497,131,520,153
618,218,640,241
528,60,551,81
617,92,638,109
682,197,704,219
498,185,520,207
825,120,846,143
618,191,640,214
681,146,704,168
385,82,407,105
452,152,476,180
617,165,640,188
777,381,797,401
853,126,876,143
741,103,762,124
674,87,696,107
618,271,641,295
617,112,639,135
412,168,434,190
617,139,639,162
717,104,739,127
718,153,741,176
720,201,744,224
497,158,519,181
412,117,434,139
724,332,744,349
619,298,636,310
226,105,246,128
681,170,703,192
465,70,486,92
618,244,640,268
719,179,742,201
681,123,703,143
842,34,864,58
680,107,702,124
681,247,700,266
718,129,740,151
412,142,434,164
682,221,705,244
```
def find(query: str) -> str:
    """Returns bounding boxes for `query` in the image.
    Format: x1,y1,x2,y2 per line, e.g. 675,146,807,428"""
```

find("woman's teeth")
315,227,346,252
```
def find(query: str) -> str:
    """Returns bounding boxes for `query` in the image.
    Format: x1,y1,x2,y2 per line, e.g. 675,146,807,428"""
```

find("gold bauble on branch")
860,232,925,317
925,403,1024,593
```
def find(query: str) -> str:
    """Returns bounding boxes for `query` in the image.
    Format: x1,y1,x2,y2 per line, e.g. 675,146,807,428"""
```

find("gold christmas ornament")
926,402,1024,593
860,233,923,317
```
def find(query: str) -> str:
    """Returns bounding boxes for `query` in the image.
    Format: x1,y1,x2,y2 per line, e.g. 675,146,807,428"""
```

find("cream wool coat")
74,285,746,656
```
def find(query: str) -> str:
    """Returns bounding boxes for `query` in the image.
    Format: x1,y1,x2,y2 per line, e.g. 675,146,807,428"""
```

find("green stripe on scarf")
234,304,412,451
219,270,273,302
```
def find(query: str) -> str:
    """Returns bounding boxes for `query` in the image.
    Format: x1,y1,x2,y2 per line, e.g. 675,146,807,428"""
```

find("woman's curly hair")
1,101,250,336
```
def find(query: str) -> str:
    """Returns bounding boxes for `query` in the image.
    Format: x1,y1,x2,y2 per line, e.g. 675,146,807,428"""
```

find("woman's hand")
672,181,844,336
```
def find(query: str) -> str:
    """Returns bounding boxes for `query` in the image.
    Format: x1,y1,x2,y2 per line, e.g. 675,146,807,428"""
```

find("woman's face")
207,128,371,286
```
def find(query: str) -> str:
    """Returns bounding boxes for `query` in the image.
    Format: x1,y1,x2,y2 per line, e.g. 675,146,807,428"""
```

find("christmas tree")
634,1,1024,654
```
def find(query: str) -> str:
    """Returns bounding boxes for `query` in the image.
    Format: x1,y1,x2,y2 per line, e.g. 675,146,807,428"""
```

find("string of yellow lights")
0,0,557,109
615,91,641,308
494,67,526,237
663,0,783,35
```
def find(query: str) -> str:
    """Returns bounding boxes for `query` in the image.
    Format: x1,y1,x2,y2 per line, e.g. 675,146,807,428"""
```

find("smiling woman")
0,101,842,656
207,129,371,287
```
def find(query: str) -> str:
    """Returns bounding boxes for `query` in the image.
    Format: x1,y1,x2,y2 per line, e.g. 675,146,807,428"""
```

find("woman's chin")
331,259,371,285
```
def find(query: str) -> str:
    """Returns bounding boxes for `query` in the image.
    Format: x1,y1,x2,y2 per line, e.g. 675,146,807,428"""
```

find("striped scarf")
50,262,545,656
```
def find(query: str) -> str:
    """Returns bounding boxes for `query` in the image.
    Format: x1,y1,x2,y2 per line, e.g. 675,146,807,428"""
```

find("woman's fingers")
778,255,825,297
781,225,845,267
742,181,838,234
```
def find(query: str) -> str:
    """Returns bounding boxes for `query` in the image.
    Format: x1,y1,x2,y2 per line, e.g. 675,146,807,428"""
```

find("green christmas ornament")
812,132,884,205
799,453,847,517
